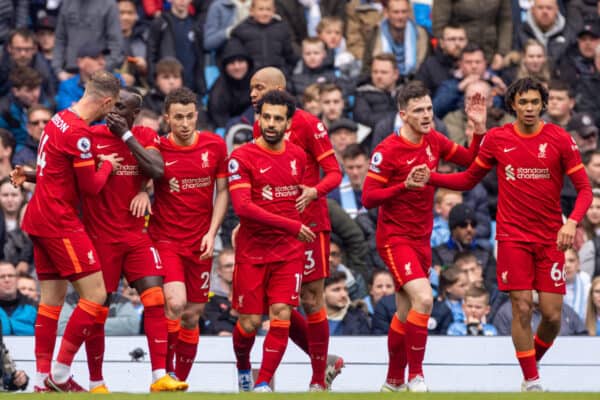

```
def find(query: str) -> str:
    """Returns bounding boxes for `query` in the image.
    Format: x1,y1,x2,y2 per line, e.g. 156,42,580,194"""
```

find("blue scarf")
380,19,418,76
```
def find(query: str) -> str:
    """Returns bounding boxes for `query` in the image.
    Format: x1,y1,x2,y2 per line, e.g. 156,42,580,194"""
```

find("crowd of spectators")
0,0,600,337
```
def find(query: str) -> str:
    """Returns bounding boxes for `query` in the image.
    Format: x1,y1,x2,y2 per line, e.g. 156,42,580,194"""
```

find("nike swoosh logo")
291,295,298,300
554,282,565,287
96,144,113,149
165,161,178,166
260,167,272,173
406,158,416,165
503,147,516,153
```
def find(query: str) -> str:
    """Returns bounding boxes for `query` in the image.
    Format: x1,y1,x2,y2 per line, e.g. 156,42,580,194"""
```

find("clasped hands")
406,164,431,189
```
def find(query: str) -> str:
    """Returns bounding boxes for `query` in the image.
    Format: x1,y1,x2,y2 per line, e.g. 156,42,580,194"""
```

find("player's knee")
412,292,433,314
166,298,185,318
182,304,205,327
512,297,534,320
270,303,291,321
541,308,562,327
238,315,261,333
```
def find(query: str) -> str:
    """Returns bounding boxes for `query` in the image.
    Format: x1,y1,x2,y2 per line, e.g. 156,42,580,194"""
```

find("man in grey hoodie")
517,0,575,65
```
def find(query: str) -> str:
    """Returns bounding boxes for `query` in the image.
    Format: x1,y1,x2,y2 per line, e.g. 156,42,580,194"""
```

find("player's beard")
262,128,285,145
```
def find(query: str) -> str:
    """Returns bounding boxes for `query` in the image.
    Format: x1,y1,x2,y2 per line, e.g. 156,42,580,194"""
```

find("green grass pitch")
14,393,600,399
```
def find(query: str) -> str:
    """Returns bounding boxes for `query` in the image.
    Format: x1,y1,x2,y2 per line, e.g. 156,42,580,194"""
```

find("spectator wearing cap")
0,28,57,99
52,0,124,81
576,42,600,127
147,0,206,96
567,113,599,153
517,0,575,66
225,123,253,153
432,204,497,289
328,118,358,162
56,43,118,111
553,18,600,88
566,0,600,35
116,0,150,88
0,67,53,152
328,143,369,219
34,16,56,65
208,40,253,129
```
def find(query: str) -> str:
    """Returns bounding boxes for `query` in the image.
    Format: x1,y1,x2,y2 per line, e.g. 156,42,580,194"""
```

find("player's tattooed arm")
106,113,164,179
10,165,36,186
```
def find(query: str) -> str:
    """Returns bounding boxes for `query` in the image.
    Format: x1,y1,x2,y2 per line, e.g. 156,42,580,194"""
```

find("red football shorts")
155,242,212,303
378,242,431,289
32,232,101,281
96,234,164,293
302,231,330,283
496,241,566,294
232,258,303,314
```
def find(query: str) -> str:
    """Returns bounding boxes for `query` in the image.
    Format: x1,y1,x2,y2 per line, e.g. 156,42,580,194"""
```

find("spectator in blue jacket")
0,261,37,336
12,105,51,168
447,285,498,336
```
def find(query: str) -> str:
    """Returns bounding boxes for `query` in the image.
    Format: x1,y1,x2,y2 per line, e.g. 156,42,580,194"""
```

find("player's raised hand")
296,185,317,212
98,153,124,172
199,233,215,260
106,112,129,138
466,92,487,135
557,218,577,251
10,165,27,187
129,191,152,217
297,224,316,242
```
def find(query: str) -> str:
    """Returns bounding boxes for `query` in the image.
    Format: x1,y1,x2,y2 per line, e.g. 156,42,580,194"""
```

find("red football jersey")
22,109,95,237
367,130,467,246
228,141,307,263
149,132,228,251
474,122,583,243
254,109,335,232
81,125,160,242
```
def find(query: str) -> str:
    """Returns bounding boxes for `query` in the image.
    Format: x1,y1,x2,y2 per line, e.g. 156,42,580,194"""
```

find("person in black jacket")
553,20,600,89
415,24,467,95
146,0,206,95
228,0,298,75
141,57,183,117
207,40,253,128
324,271,371,335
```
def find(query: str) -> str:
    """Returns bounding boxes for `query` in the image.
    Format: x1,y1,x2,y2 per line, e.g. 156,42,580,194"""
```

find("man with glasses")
0,261,36,336
432,204,497,287
416,24,468,95
13,105,52,167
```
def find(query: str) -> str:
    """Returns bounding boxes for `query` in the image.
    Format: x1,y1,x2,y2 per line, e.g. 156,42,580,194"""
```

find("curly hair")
504,77,548,116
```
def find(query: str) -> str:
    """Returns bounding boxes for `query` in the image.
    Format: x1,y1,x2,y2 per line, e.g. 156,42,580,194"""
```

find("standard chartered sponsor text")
516,167,550,180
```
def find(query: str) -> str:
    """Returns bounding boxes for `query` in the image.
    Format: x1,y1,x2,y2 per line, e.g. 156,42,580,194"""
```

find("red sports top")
253,109,341,232
82,125,159,242
149,131,228,251
22,109,113,237
228,140,307,264
362,129,482,247
429,122,592,243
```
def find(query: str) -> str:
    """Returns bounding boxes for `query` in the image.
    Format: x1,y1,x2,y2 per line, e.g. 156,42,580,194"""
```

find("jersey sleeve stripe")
316,149,335,162
145,146,159,151
62,238,82,273
73,160,95,168
229,183,252,191
566,163,584,175
475,157,492,169
366,172,388,183
446,142,458,159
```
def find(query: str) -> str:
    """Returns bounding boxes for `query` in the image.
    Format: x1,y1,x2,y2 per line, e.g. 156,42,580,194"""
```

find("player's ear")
285,117,292,131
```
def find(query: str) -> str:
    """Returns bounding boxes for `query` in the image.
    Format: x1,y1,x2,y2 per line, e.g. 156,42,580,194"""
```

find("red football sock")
175,326,199,381
166,318,181,374
144,305,168,372
405,309,429,380
534,335,553,362
307,308,329,387
289,309,309,353
35,304,62,375
85,306,108,382
517,349,539,381
386,315,407,386
256,319,290,386
56,298,103,367
233,321,256,371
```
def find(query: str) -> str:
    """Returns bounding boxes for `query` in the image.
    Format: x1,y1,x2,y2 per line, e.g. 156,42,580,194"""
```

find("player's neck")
256,137,285,153
514,119,542,135
71,100,96,125
171,131,198,147
399,126,423,144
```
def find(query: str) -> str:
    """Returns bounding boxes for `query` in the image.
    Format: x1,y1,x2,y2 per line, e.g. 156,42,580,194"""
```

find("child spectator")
585,276,600,336
229,0,298,75
16,274,38,302
564,248,591,320
141,57,183,116
363,269,394,316
301,83,322,116
430,267,468,334
317,16,361,78
329,240,368,301
431,189,463,247
290,37,338,98
447,285,498,336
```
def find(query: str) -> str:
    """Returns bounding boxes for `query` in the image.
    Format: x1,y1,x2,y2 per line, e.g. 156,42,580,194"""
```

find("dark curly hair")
504,77,548,116
256,90,296,119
